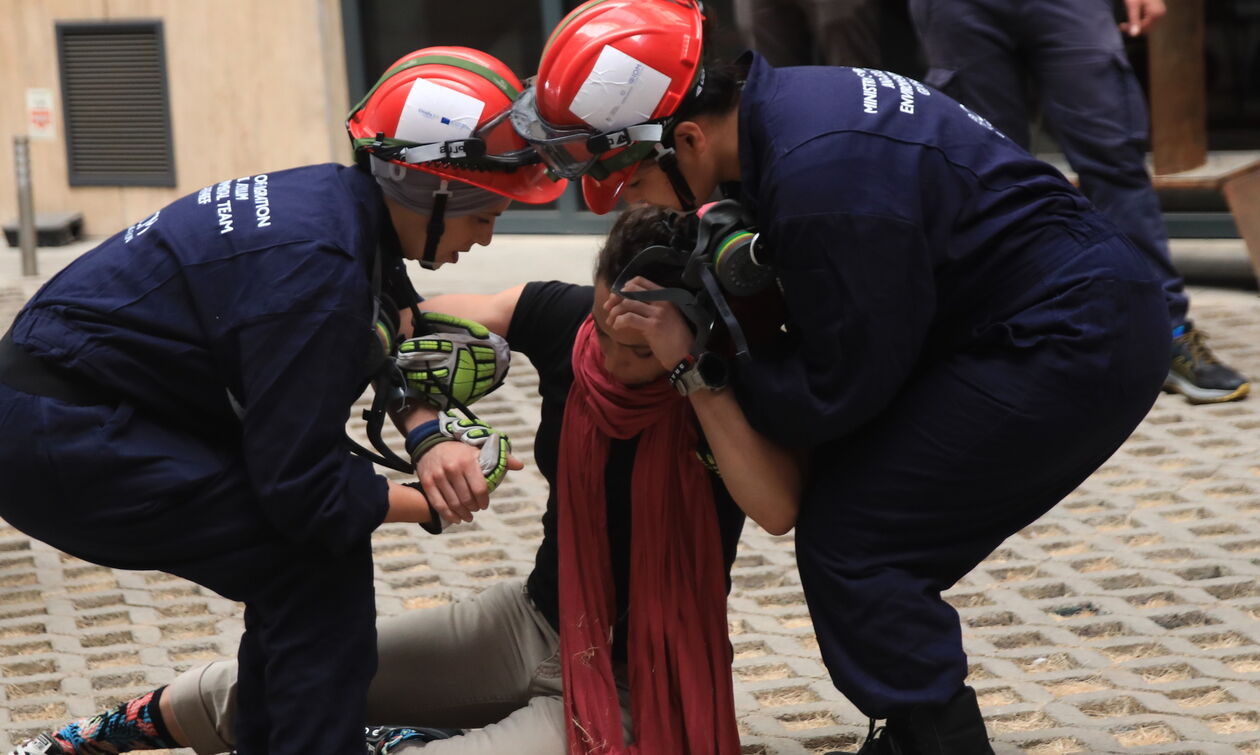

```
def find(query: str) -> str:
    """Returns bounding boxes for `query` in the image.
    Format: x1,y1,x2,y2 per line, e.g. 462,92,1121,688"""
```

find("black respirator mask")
610,199,774,360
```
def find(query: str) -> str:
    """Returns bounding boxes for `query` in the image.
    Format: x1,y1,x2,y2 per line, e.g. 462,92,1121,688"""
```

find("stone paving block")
5,287,1260,751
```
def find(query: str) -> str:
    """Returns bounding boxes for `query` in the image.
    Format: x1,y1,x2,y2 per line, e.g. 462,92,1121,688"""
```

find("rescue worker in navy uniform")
511,1,1171,751
0,48,563,755
908,0,1250,404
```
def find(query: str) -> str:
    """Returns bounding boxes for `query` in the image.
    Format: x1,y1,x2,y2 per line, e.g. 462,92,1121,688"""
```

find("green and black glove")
406,410,513,494
397,312,510,411
436,410,512,494
404,410,512,535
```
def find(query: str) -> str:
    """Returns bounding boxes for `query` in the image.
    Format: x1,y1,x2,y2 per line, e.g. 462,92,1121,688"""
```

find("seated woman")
15,205,801,755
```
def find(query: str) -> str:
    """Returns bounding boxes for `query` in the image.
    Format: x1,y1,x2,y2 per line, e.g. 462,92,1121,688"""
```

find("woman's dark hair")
594,205,693,289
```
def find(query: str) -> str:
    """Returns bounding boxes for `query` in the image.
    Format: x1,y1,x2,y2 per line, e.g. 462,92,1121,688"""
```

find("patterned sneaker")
1165,322,1250,404
364,725,461,753
8,734,68,755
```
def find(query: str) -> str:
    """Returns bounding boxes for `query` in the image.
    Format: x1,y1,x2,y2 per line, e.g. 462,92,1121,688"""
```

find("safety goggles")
508,87,666,179
354,103,541,170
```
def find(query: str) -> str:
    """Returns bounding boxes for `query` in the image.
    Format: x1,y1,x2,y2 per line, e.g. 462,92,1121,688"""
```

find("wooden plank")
1222,162,1260,286
1148,0,1207,175
1043,150,1260,191
1150,151,1260,190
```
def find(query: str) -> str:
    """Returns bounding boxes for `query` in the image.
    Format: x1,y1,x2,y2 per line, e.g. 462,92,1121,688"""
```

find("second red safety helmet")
511,0,705,213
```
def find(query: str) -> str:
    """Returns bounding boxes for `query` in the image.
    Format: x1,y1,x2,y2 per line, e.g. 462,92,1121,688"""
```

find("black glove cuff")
404,481,444,535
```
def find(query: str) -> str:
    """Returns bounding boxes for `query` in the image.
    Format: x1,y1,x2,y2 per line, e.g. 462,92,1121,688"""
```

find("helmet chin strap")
420,180,451,270
653,143,697,212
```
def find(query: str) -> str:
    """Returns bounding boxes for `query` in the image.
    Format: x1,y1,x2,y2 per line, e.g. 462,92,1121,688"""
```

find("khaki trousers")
168,580,631,754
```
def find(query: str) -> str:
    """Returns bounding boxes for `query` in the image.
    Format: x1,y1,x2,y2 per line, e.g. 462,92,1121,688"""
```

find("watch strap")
668,355,698,395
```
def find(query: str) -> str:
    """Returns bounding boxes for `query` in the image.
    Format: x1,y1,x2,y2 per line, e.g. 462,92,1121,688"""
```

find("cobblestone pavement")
2,263,1260,753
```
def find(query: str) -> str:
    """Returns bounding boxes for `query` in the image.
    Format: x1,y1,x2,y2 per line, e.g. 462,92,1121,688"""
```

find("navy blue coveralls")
0,164,404,754
908,0,1187,327
729,53,1170,716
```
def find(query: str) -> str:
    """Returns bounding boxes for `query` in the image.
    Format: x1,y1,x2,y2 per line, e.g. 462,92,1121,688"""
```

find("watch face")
696,352,729,388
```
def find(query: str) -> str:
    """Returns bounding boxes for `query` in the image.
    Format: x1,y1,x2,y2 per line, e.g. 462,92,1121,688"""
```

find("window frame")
56,19,177,187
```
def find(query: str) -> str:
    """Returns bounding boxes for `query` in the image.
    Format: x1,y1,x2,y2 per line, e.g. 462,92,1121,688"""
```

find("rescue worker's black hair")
673,60,747,123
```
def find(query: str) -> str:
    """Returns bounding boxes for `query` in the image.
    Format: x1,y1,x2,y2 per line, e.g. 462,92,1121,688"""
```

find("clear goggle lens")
469,105,543,167
508,88,604,179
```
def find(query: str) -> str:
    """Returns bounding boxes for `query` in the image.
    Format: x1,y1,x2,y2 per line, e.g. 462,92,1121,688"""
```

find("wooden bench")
3,211,84,248
1047,151,1260,286
1149,153,1260,281
1145,0,1260,283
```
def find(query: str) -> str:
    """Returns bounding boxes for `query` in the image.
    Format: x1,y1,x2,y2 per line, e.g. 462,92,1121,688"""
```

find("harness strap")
347,358,415,474
348,239,415,473
697,265,753,361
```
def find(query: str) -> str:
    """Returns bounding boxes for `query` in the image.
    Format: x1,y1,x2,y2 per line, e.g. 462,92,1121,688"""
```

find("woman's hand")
413,440,523,524
604,276,693,370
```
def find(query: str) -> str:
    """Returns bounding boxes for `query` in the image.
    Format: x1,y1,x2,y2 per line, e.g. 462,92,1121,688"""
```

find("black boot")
826,687,993,755
825,719,905,754
364,724,462,753
884,686,994,755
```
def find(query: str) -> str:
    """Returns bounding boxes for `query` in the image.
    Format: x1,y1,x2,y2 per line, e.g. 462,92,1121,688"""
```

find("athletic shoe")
8,734,67,755
364,725,461,753
1165,322,1250,404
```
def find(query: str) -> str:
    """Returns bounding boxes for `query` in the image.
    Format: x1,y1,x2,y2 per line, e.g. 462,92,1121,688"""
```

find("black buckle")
587,130,630,154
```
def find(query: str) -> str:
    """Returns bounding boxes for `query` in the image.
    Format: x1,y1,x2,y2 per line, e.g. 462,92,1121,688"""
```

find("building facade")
1,0,349,236
2,0,1257,237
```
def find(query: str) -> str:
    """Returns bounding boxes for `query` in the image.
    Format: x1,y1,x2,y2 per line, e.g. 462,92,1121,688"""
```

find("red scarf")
558,317,740,755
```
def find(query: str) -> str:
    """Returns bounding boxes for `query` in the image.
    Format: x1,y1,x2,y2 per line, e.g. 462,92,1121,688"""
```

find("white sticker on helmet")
569,45,671,132
395,78,486,145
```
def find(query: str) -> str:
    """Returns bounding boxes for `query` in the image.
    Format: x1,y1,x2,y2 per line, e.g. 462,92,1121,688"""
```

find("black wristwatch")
668,352,730,396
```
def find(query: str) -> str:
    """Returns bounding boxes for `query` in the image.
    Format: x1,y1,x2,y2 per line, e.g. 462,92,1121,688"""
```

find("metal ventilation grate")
56,21,176,186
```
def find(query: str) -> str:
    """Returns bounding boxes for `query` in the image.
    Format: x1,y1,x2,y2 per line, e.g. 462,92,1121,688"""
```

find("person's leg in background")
1026,0,1180,307
741,0,912,72
734,0,815,67
877,1,926,77
1024,0,1248,403
913,0,1249,404
909,0,1032,147
807,0,884,68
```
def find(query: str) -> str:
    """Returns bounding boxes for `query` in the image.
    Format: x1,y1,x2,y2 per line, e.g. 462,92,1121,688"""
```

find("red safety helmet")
510,0,705,213
348,46,566,204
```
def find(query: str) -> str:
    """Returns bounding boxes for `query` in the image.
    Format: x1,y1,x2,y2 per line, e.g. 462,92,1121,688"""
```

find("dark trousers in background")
735,0,922,73
0,390,378,755
794,231,1170,716
909,0,1187,327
